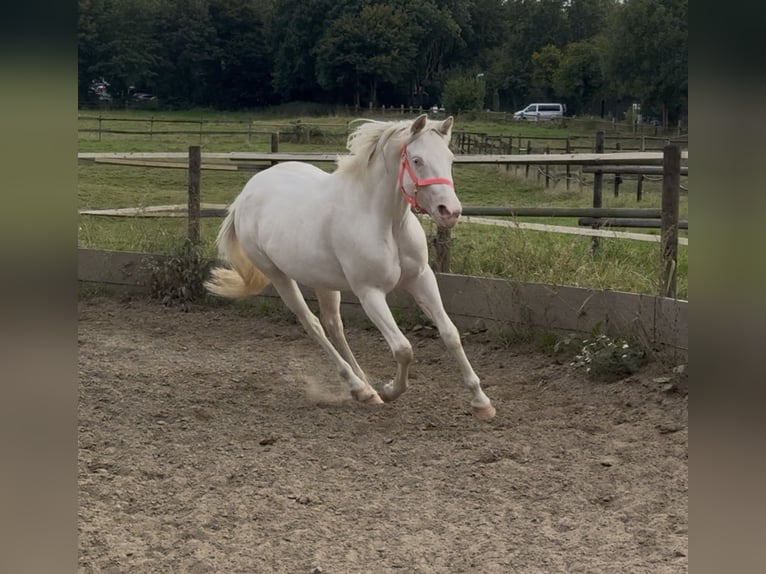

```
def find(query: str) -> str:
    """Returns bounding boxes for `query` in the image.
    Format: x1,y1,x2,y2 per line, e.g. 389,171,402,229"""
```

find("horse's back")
241,161,330,200
231,161,348,288
233,161,333,229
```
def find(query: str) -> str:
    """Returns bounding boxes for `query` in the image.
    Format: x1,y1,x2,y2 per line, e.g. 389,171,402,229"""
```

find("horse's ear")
411,114,428,135
439,116,454,137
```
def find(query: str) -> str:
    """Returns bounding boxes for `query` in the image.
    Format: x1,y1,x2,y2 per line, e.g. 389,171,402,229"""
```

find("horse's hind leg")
269,274,382,405
353,287,414,404
315,289,369,385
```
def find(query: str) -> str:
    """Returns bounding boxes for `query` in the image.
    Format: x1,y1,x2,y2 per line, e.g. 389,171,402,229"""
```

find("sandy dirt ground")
78,296,687,573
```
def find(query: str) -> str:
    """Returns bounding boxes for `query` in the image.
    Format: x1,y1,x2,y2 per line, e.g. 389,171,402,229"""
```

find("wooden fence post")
637,134,646,201
591,131,605,252
525,140,531,178
660,144,681,298
187,145,201,245
613,141,621,197
565,137,571,191
270,132,279,166
545,145,550,188
434,227,451,273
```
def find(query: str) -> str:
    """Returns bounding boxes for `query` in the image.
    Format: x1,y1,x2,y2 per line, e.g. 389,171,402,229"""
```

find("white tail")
204,209,271,299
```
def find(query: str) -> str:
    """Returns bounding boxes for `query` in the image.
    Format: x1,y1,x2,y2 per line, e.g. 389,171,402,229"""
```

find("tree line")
78,0,688,123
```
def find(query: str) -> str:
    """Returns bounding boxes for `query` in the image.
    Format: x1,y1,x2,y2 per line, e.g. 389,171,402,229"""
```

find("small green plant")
547,333,587,357
145,240,210,306
571,333,646,381
492,327,533,348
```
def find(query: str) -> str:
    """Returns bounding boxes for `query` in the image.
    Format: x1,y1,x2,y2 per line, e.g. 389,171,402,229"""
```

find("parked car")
131,92,156,101
513,103,565,121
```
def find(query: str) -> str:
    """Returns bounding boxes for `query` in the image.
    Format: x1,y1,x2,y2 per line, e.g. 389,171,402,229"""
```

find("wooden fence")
79,114,688,153
78,115,307,144
78,142,687,297
452,131,688,155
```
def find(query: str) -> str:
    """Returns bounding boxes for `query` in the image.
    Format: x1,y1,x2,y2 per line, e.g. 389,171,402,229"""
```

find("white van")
513,103,565,121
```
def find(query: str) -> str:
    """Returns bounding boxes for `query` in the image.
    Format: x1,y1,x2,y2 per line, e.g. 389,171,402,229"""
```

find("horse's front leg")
401,267,495,421
355,287,413,402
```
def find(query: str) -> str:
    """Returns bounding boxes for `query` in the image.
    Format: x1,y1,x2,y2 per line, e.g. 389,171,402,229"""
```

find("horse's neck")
339,155,409,226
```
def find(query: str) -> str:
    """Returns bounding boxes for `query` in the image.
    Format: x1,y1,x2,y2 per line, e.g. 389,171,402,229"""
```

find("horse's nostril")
438,205,460,219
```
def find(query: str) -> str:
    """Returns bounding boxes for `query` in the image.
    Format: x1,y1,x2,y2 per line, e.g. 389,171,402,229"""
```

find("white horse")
205,114,495,420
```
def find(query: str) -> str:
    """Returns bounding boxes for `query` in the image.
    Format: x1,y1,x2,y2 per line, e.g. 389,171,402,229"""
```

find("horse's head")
398,114,460,228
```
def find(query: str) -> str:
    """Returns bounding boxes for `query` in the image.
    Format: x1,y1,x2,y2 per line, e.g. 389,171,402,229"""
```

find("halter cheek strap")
397,144,454,213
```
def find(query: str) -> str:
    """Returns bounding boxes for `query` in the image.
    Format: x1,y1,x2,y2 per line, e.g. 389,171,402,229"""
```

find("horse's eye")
412,156,422,166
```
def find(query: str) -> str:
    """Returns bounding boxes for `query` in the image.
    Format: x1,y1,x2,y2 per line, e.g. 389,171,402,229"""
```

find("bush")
442,75,486,114
145,240,210,306
571,333,647,381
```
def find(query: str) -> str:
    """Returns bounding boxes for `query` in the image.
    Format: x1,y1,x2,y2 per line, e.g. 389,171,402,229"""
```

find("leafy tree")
554,39,603,114
86,0,164,103
530,44,562,101
78,0,106,102
526,0,569,54
272,0,332,101
458,0,509,109
403,0,464,107
445,0,506,66
314,2,415,108
442,73,486,113
208,0,276,108
490,0,568,110
600,0,688,123
565,0,617,43
153,0,218,107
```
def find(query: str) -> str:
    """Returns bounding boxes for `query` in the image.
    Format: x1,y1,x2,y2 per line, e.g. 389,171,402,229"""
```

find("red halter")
397,144,454,213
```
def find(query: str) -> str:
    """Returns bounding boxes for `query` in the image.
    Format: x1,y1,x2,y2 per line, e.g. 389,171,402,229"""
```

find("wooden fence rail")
78,150,687,165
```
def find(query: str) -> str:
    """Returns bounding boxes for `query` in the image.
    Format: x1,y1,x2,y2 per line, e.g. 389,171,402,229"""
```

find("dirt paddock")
78,296,687,573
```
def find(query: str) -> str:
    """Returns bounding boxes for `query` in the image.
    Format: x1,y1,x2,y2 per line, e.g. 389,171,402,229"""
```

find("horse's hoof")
472,403,496,421
379,381,399,403
363,393,384,405
352,388,384,405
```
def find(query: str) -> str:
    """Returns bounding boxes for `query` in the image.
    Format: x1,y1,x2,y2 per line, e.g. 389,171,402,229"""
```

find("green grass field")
78,110,689,299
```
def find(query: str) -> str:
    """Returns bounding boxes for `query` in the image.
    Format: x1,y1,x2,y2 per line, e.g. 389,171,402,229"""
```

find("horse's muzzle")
436,205,461,228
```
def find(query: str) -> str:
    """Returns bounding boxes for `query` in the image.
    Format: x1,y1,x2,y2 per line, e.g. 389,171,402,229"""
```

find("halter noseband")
397,144,454,213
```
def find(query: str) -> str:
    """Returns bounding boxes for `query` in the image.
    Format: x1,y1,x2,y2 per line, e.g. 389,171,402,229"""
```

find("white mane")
335,119,410,178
